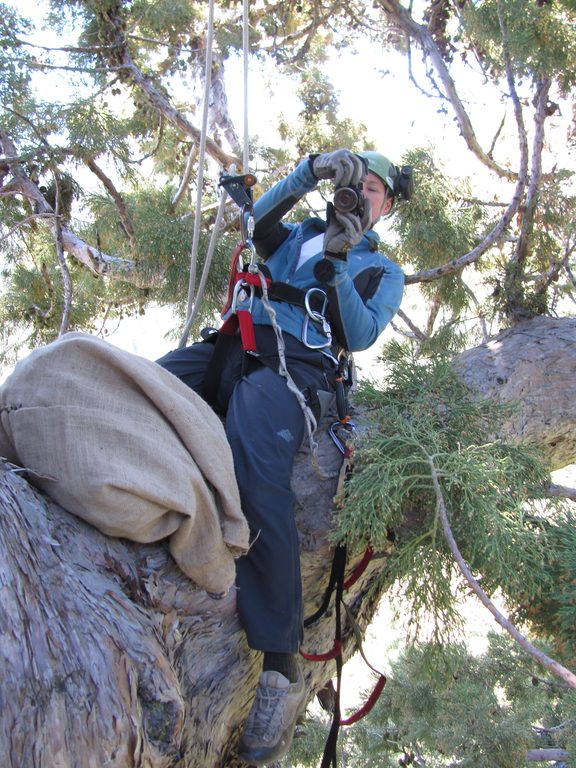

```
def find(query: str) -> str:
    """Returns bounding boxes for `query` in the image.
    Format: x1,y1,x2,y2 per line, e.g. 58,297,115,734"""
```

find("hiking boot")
237,667,307,766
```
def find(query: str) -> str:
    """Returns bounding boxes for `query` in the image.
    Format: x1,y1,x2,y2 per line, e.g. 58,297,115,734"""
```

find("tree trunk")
453,315,576,470
0,420,387,768
1,315,574,767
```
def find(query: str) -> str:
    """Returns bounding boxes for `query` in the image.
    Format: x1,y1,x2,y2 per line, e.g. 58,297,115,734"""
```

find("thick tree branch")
405,171,526,284
505,75,551,307
85,158,137,253
404,0,532,287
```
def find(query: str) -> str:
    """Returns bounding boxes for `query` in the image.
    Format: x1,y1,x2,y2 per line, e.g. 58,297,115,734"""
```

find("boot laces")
245,684,287,743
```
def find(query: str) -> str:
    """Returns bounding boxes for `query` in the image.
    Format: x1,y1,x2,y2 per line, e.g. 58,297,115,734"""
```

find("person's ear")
381,195,393,217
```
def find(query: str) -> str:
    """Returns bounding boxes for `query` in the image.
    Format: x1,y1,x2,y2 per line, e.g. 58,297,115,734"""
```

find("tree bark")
453,315,576,471
0,422,388,768
1,315,575,767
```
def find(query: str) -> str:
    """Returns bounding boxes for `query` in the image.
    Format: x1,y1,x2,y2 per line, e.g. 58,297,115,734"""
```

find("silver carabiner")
302,288,332,349
240,203,255,248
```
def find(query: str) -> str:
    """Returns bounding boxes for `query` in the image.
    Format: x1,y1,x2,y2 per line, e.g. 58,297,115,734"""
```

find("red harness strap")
300,640,342,663
339,675,387,726
343,545,374,590
219,262,272,353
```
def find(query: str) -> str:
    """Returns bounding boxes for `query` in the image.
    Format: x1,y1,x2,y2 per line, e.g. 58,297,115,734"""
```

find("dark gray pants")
156,336,332,653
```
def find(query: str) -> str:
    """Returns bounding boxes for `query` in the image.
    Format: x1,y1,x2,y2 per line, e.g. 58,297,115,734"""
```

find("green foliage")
333,341,557,645
277,61,371,157
86,183,234,315
0,5,33,104
514,508,576,664
388,148,487,316
299,634,576,768
0,234,108,358
461,0,576,89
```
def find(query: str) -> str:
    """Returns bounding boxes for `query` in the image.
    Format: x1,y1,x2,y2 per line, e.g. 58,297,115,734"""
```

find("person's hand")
323,202,372,257
312,149,367,188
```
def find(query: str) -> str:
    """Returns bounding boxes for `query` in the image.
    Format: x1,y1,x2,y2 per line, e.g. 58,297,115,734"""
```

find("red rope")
343,546,374,590
339,674,387,726
300,640,342,662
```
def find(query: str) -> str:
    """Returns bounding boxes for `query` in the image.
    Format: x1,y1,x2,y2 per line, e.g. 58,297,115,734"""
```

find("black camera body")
333,183,366,217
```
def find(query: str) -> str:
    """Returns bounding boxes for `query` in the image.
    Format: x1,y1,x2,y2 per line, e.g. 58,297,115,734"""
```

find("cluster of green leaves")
277,62,372,158
0,229,109,359
332,340,564,647
461,0,576,90
0,177,240,365
386,148,489,317
290,633,576,767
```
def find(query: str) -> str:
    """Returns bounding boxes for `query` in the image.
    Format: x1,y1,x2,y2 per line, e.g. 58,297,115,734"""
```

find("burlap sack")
0,333,249,594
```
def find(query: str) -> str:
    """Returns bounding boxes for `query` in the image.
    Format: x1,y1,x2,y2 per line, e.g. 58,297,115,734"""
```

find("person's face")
363,172,393,225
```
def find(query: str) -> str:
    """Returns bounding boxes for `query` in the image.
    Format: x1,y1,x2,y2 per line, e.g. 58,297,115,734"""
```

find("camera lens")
333,186,359,213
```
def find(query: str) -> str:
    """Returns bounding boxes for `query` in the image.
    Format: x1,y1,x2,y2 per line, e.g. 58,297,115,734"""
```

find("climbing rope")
179,0,217,348
255,266,321,463
179,0,254,349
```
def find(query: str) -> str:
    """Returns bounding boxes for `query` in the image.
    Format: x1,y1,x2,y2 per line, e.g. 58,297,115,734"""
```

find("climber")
156,147,413,766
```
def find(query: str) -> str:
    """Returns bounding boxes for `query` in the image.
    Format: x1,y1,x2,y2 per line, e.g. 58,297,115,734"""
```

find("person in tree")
156,148,412,766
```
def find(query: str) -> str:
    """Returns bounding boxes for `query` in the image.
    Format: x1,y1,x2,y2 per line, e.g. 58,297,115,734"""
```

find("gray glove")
324,202,372,256
312,149,367,188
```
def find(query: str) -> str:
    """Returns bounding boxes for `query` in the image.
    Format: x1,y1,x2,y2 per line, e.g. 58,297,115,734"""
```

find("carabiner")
302,288,332,349
328,420,356,454
240,203,255,247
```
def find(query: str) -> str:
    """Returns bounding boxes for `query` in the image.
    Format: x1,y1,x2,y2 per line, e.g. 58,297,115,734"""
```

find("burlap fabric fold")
0,333,249,594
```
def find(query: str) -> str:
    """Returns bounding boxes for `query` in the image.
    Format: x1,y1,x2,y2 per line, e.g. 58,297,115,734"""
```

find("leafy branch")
427,448,576,689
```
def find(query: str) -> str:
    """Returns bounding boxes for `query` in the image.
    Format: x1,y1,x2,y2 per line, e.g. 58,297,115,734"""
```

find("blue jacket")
224,158,405,355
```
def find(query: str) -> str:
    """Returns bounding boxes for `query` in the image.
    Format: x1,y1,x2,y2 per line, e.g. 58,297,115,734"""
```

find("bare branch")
508,77,551,272
427,453,576,689
99,9,238,169
395,308,429,340
376,0,515,179
171,144,198,209
85,158,137,253
404,172,526,284
53,173,73,336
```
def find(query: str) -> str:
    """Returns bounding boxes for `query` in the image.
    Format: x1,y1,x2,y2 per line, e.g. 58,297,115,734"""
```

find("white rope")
179,0,216,348
179,189,229,341
242,0,250,172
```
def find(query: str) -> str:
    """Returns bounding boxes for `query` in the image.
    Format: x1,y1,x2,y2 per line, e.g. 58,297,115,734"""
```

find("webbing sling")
299,438,386,767
300,542,386,768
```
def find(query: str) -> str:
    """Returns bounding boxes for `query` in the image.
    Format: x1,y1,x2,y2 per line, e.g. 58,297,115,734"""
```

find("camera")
333,183,366,217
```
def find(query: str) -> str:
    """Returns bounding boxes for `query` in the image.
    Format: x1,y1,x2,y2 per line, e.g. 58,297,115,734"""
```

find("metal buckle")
231,278,254,313
302,288,332,349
